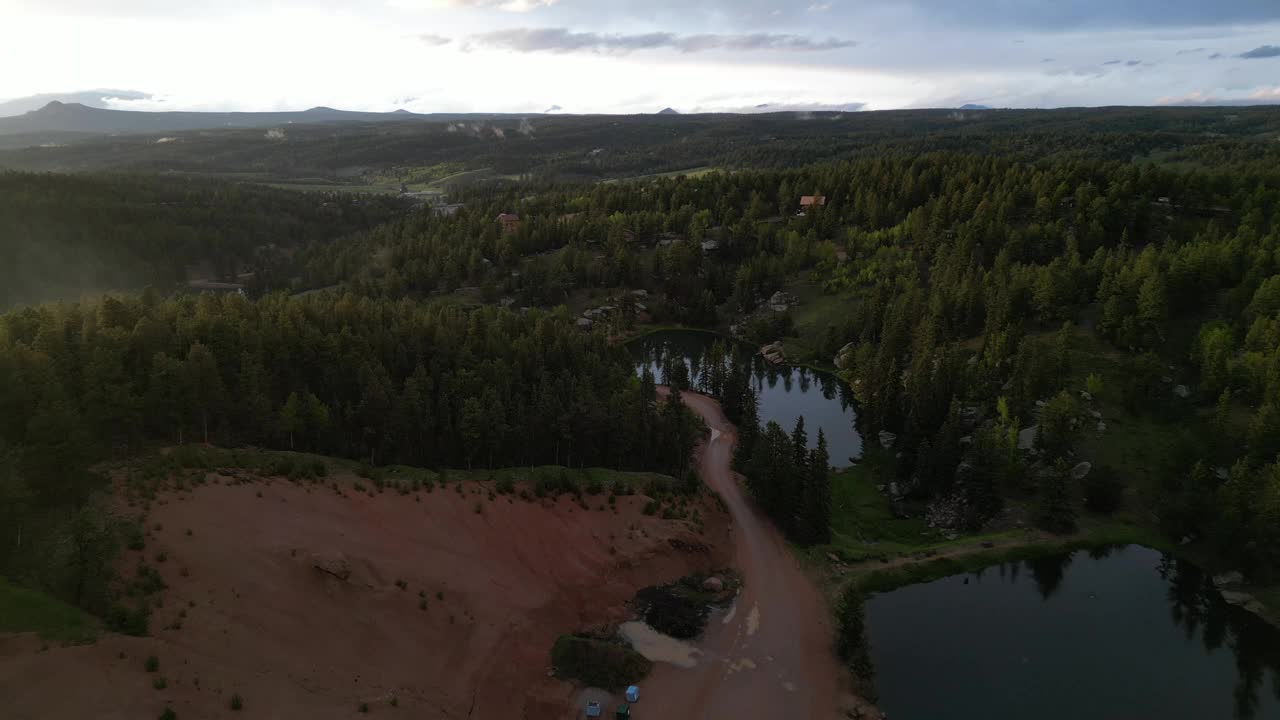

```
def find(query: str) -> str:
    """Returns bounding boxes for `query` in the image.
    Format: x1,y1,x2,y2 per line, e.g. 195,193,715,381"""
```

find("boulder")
1213,571,1244,587
1080,391,1093,401
759,341,786,365
1096,421,1107,433
1173,384,1191,399
878,431,897,449
1071,462,1093,480
1017,426,1039,451
834,342,857,370
701,576,724,592
576,317,594,330
1220,590,1257,607
311,551,351,581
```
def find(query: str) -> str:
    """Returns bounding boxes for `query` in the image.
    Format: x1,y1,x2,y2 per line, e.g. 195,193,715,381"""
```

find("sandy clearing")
0,471,731,719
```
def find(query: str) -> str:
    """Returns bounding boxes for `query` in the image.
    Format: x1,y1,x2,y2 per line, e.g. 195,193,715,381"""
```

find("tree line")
0,291,704,619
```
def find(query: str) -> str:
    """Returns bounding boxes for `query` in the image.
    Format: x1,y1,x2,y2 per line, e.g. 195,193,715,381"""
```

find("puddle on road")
619,621,701,668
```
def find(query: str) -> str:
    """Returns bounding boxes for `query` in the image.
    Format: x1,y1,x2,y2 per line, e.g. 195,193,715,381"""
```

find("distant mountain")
657,107,680,115
0,101,441,138
959,104,993,110
0,90,151,118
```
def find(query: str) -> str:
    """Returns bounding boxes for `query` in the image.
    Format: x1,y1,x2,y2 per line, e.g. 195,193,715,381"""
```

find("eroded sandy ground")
0,471,731,719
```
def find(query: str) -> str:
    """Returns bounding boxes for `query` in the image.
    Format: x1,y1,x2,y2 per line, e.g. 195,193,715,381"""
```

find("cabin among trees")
496,212,520,234
799,195,826,215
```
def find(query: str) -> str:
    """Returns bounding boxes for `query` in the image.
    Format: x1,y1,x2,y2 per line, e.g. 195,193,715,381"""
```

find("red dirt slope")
0,473,730,719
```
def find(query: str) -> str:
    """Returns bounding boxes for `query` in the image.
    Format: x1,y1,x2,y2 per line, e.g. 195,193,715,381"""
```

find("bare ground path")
640,390,841,719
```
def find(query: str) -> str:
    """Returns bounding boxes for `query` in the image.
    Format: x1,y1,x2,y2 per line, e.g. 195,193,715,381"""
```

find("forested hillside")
0,293,702,623
3,106,1280,184
0,173,406,307
288,149,1280,574
3,106,1280,646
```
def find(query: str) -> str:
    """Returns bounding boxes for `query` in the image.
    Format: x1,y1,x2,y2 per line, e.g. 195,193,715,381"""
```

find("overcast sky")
2,0,1279,113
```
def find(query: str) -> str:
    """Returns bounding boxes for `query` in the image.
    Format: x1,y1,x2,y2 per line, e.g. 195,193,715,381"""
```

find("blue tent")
625,686,640,703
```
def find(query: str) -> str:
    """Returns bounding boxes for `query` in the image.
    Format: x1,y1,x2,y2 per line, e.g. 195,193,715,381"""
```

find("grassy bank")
0,577,99,644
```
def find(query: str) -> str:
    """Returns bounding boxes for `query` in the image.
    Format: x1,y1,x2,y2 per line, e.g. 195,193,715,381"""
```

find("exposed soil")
0,469,731,719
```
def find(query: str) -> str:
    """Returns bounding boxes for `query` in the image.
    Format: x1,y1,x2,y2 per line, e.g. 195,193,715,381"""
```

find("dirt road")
639,391,840,719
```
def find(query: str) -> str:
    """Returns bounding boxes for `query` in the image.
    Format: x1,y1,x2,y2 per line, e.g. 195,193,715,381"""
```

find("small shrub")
1083,465,1124,514
358,702,369,713
153,676,168,690
144,655,160,672
230,694,243,711
107,603,150,636
550,635,652,691
126,525,146,551
395,579,407,591
436,591,443,601
390,696,399,708
473,502,483,515
642,500,659,516
585,478,604,496
495,477,515,494
159,708,177,720
155,551,167,563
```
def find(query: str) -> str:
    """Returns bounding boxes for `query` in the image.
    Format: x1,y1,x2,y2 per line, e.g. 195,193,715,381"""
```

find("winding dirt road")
639,391,840,719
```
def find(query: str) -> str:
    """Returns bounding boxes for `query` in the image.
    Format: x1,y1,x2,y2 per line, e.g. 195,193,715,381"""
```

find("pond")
629,329,862,465
865,545,1280,720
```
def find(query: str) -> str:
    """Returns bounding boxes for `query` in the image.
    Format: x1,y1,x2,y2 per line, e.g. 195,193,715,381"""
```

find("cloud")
1210,52,1224,59
417,33,451,46
1239,45,1280,59
1126,59,1142,66
694,100,867,113
1177,48,1208,55
1103,60,1122,65
544,104,563,113
1156,86,1280,105
467,28,855,55
392,0,556,11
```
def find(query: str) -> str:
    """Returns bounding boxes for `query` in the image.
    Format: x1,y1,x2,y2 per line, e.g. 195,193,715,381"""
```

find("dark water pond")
629,329,862,465
866,545,1280,720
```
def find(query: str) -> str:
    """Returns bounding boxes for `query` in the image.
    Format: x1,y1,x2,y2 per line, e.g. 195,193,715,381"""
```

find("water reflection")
630,330,862,464
865,546,1280,720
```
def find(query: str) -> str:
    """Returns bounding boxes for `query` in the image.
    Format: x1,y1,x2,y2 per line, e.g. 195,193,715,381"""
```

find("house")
799,195,827,214
496,213,520,234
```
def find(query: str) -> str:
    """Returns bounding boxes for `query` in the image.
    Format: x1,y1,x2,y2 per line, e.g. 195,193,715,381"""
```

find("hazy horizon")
2,0,1278,114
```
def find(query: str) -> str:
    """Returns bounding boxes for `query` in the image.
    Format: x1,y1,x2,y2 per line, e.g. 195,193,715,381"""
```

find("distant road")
641,391,840,719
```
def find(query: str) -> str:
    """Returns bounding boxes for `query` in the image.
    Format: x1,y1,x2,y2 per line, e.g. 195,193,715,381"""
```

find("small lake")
865,545,1280,720
629,329,862,465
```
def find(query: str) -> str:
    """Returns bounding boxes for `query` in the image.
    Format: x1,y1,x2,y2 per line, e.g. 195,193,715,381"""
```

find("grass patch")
0,577,99,644
550,634,652,692
850,520,1168,596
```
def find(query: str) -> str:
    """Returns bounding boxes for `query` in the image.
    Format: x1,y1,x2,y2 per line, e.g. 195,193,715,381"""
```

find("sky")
1,0,1279,114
